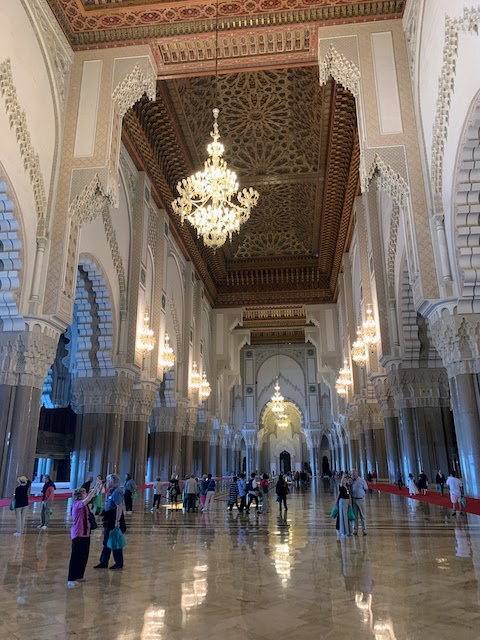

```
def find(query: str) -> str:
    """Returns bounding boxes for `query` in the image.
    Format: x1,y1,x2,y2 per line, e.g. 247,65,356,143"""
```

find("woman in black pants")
276,474,289,512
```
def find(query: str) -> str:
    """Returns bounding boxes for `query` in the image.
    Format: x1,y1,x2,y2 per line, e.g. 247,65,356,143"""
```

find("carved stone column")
0,324,59,496
389,367,452,482
123,383,157,483
72,372,134,487
349,437,359,471
181,408,197,476
358,431,367,478
149,406,182,481
430,313,480,496
374,376,400,482
243,429,257,475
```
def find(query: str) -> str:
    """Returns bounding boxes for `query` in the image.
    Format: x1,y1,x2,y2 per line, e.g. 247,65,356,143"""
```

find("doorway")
280,450,291,474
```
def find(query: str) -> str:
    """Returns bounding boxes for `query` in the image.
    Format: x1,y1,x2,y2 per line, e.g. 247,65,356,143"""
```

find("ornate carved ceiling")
48,0,395,339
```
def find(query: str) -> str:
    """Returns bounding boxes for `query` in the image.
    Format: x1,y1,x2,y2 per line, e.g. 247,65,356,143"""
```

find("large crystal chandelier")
189,362,201,390
159,332,175,371
138,311,155,356
199,372,212,400
335,360,352,397
276,411,289,429
351,326,368,367
270,378,285,414
172,108,259,250
362,306,379,345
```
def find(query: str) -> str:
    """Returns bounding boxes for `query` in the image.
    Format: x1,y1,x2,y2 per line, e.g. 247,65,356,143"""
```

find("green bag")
347,505,357,521
131,490,138,500
9,498,15,511
107,528,127,550
460,496,467,508
329,504,338,519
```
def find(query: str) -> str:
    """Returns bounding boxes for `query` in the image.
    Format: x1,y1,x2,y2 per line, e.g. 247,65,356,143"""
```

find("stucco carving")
429,312,480,377
362,152,409,208
125,383,158,421
112,63,156,119
387,367,450,410
0,322,59,389
73,372,134,414
101,203,127,312
0,179,23,331
431,6,480,202
318,44,360,98
0,58,47,234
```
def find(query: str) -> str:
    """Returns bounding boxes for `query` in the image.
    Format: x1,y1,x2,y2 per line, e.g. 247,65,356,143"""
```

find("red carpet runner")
370,482,480,516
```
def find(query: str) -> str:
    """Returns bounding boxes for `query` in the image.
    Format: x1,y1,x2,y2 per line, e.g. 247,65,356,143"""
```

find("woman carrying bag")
13,476,30,536
276,474,289,513
67,481,101,587
94,474,126,570
337,475,353,537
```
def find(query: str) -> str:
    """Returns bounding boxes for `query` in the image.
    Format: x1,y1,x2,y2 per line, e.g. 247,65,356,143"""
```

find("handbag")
461,496,467,507
347,505,357,521
107,527,127,550
329,504,338,519
9,498,15,511
131,490,138,500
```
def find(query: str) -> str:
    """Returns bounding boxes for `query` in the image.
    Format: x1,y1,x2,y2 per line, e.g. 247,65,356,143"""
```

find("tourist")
446,471,464,516
417,470,428,495
350,469,368,536
276,474,288,513
397,471,404,491
436,470,446,497
407,473,419,496
168,475,181,506
150,476,162,512
247,473,260,513
92,475,105,515
13,475,30,536
198,474,208,509
94,473,126,570
203,473,216,512
260,473,270,514
237,473,247,513
337,474,352,537
38,474,55,530
67,481,100,587
227,476,239,511
123,473,136,514
184,474,198,512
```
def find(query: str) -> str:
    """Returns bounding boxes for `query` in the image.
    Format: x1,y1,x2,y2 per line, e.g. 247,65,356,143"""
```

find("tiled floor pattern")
1,482,480,640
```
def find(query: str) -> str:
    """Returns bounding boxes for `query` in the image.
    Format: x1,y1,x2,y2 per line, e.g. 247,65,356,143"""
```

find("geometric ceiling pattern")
49,0,400,339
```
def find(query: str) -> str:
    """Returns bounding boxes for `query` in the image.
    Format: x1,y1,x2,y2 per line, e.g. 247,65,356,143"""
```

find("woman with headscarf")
38,474,55,530
13,475,30,536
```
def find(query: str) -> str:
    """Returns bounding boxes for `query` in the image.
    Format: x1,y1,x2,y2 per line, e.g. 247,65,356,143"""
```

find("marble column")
358,431,367,478
383,416,400,483
349,438,359,471
148,431,173,481
0,326,58,497
123,384,157,483
398,408,418,479
364,429,375,476
373,428,387,479
450,373,480,497
209,441,217,476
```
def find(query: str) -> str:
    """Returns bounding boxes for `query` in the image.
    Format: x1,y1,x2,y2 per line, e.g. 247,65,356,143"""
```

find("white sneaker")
150,508,154,512
67,581,79,588
41,525,48,530
13,532,21,536
37,524,43,529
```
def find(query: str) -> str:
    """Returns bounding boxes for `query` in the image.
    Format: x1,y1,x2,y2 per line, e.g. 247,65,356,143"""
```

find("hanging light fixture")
335,360,352,397
351,326,368,367
159,332,175,371
362,306,379,346
199,372,212,400
270,378,285,414
171,0,259,250
138,311,155,356
276,410,289,429
190,361,201,390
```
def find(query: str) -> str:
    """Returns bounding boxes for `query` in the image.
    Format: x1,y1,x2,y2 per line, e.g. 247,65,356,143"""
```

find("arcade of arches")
1,0,480,501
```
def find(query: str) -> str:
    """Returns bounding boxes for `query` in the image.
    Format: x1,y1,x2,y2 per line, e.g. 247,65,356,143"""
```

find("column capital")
73,371,135,414
372,375,398,418
429,312,480,377
387,366,450,410
125,382,158,421
0,320,61,388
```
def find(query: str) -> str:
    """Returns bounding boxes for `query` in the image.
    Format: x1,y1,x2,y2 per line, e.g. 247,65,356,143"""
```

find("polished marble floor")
1,481,480,640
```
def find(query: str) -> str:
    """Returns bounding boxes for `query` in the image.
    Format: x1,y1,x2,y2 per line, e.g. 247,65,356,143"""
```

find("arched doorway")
280,450,291,474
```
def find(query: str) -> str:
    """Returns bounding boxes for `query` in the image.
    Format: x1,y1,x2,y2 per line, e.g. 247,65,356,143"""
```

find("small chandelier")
199,372,212,400
363,307,379,345
171,108,259,250
276,411,289,429
138,311,155,356
335,360,352,397
190,362,201,390
270,378,285,414
159,332,175,371
351,327,368,367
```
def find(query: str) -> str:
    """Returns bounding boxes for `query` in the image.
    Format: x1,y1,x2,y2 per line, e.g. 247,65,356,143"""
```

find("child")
227,476,239,511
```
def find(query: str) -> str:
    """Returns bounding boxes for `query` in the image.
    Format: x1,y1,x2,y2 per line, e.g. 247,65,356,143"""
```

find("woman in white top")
446,471,464,516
